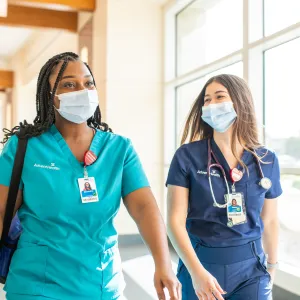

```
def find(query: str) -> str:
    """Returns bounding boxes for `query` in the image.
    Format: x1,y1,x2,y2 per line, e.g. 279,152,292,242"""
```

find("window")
176,78,203,145
264,38,300,169
264,0,300,36
176,0,243,75
279,175,300,268
265,38,300,270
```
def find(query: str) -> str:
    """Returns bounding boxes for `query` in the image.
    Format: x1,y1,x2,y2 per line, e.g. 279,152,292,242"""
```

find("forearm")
168,221,204,277
262,218,279,264
134,202,172,268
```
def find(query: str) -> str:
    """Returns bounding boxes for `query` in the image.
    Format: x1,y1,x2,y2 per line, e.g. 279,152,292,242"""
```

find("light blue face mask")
201,102,237,133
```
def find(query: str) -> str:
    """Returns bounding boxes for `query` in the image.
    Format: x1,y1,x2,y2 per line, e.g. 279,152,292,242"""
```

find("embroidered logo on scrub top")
34,163,60,171
197,170,220,177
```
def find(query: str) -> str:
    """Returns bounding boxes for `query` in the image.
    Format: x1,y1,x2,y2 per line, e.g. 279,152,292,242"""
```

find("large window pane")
176,0,243,76
264,0,300,36
176,78,204,145
176,62,243,144
279,175,300,268
265,38,300,169
249,0,263,42
265,38,300,269
207,62,243,80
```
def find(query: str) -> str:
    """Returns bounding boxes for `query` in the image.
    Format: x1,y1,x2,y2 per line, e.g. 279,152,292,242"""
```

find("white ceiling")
153,0,171,4
0,0,169,63
0,26,34,59
0,58,8,69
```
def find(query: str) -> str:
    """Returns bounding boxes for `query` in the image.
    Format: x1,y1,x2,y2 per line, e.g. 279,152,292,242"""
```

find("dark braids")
1,52,111,144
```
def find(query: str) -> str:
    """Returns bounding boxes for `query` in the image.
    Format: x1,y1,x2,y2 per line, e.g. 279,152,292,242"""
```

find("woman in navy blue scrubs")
166,75,282,300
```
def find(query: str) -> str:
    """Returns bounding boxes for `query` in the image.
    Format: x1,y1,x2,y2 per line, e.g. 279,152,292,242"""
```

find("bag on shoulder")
0,135,28,283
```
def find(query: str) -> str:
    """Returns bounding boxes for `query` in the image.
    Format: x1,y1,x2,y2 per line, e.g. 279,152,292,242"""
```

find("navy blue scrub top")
166,138,283,247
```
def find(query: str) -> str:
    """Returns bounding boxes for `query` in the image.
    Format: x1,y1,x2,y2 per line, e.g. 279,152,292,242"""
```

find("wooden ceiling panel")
0,5,78,31
0,70,14,89
8,0,95,12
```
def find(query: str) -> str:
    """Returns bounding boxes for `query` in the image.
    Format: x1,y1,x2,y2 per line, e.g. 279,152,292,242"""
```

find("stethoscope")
207,139,272,208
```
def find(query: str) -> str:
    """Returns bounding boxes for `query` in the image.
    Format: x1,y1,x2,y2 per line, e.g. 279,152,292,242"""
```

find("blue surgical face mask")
201,102,237,133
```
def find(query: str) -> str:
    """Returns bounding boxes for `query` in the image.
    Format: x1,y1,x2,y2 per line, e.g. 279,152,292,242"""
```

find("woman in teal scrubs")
0,52,181,300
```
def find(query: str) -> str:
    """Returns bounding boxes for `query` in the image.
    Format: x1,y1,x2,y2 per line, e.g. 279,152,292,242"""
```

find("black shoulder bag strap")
1,136,28,245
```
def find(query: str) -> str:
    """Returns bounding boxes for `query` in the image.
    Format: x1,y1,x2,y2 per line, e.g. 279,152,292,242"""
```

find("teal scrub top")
0,125,150,300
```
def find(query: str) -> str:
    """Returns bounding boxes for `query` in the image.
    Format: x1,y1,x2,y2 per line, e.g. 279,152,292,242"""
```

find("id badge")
225,193,247,227
78,177,99,204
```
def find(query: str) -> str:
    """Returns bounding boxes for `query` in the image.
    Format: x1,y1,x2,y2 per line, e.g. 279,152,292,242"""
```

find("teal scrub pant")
6,294,123,300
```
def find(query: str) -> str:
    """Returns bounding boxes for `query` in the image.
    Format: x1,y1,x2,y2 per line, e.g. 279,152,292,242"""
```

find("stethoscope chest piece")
259,177,272,190
227,220,233,227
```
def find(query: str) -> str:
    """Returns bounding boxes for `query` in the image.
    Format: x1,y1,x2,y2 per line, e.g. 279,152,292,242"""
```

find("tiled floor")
121,244,178,300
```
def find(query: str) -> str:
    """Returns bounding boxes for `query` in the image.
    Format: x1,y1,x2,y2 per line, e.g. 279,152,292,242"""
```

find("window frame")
164,0,300,294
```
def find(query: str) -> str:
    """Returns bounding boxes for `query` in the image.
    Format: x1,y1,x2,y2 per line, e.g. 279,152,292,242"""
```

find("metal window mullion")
249,22,300,52
165,50,243,87
243,0,250,82
281,168,300,176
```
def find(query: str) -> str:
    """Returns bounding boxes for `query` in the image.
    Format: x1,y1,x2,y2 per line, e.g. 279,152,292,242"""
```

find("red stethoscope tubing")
207,139,272,190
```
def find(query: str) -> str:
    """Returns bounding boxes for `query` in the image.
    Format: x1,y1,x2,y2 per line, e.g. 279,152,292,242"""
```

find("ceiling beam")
9,0,95,12
0,5,78,32
0,70,14,89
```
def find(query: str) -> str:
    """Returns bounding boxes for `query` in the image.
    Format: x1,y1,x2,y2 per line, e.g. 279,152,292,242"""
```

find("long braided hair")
1,52,111,144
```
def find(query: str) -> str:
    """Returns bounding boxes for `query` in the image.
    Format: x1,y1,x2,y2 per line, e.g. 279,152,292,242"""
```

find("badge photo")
78,177,99,203
226,193,247,227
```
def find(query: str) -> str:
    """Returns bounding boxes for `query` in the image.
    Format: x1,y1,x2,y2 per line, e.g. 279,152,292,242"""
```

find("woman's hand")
191,268,226,300
154,265,182,300
267,268,276,285
124,188,181,299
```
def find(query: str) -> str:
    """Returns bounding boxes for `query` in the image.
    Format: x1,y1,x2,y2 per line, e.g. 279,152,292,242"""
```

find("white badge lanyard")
207,140,272,209
78,148,99,204
207,140,230,208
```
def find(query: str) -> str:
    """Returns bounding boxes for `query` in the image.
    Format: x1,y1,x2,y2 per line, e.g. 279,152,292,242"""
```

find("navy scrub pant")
177,239,272,300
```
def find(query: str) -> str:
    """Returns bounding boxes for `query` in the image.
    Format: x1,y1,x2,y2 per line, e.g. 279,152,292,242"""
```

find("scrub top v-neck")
166,138,282,247
49,125,100,176
0,125,149,300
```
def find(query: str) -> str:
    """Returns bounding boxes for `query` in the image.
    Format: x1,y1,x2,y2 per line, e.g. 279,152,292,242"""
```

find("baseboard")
273,285,300,300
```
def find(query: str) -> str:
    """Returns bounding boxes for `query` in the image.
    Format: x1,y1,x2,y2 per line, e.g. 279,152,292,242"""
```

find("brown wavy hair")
181,74,264,171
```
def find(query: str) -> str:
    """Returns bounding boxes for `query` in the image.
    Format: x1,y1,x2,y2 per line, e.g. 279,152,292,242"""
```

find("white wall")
78,12,93,32
0,59,8,69
0,92,6,142
8,30,78,124
17,77,38,125
93,0,165,235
